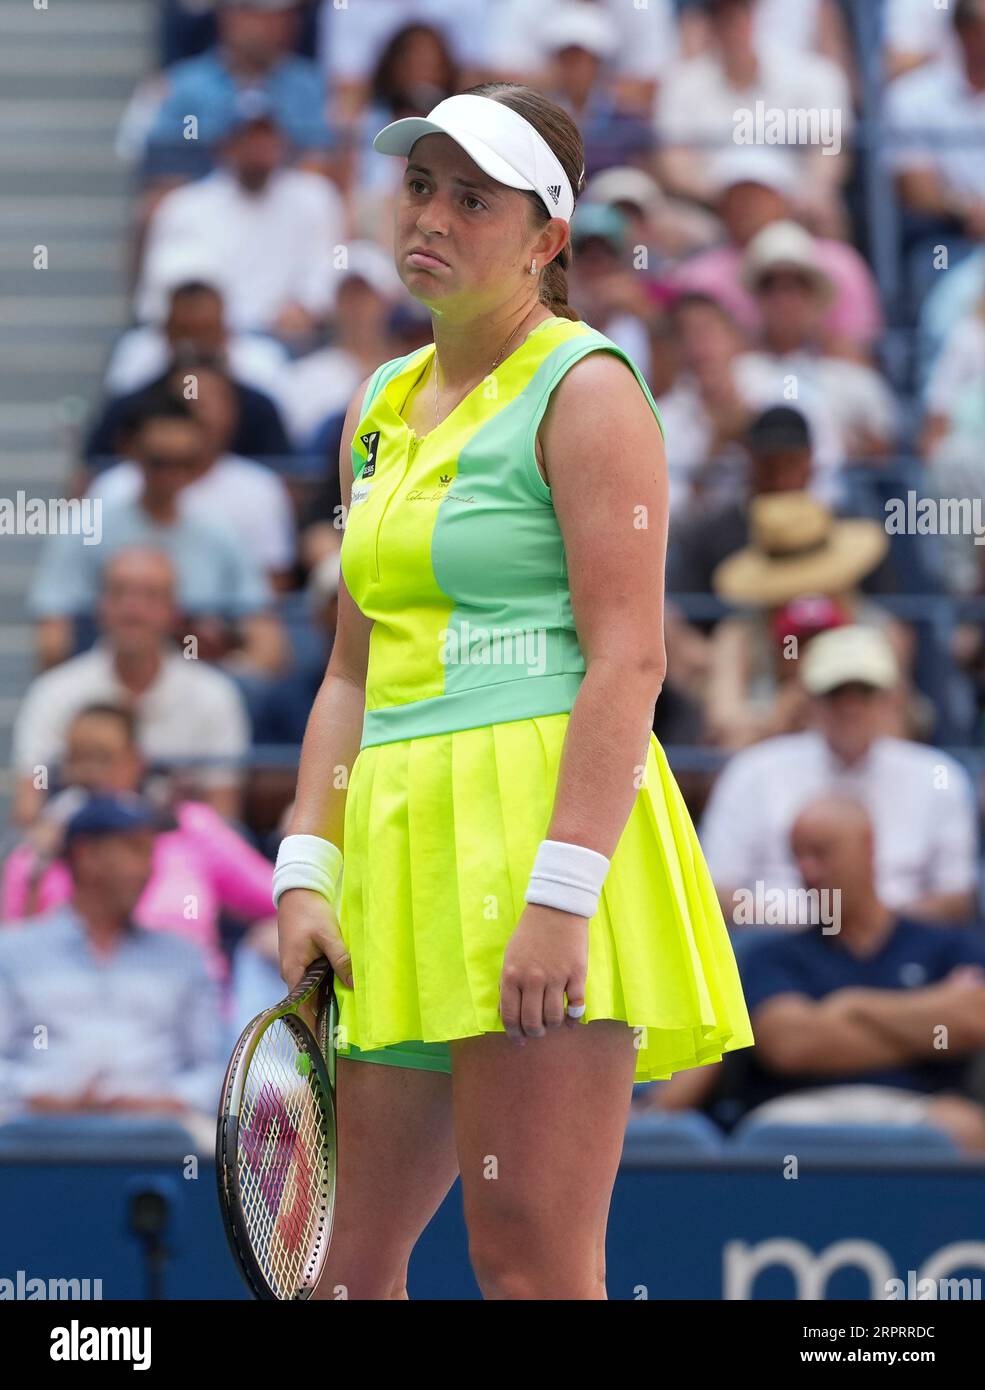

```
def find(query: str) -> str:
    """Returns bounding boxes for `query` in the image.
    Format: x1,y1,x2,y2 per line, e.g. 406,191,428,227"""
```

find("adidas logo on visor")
546,184,561,204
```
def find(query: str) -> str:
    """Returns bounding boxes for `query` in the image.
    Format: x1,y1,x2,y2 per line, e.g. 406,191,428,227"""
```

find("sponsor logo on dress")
358,430,380,477
350,482,372,506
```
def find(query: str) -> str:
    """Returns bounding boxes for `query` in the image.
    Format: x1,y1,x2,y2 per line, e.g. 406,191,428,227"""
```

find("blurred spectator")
682,0,855,75
583,164,721,262
489,0,681,116
656,292,753,512
2,706,275,982
280,240,406,448
645,317,699,517
950,620,985,730
700,624,978,923
669,404,904,597
916,243,985,389
140,0,335,182
653,0,853,235
668,405,812,593
94,280,291,447
567,203,657,364
227,919,284,1043
28,391,285,677
14,549,250,826
346,22,460,237
650,604,709,748
921,287,985,462
734,796,985,1152
705,496,902,749
668,147,882,356
0,795,224,1128
87,365,298,587
297,433,345,566
135,88,344,338
89,348,291,479
160,0,216,59
159,0,319,66
884,0,985,262
319,0,489,127
734,221,898,475
536,3,654,176
918,280,985,597
160,0,221,65
884,0,963,79
252,549,340,744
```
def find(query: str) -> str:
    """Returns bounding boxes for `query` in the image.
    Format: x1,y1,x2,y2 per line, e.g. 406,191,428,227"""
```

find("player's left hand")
499,904,588,1044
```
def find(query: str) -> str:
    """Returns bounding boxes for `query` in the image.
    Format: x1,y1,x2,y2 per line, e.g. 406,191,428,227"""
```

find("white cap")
372,92,576,223
741,219,835,304
708,146,799,199
144,246,225,324
801,625,900,696
583,165,665,215
335,239,404,300
539,3,620,60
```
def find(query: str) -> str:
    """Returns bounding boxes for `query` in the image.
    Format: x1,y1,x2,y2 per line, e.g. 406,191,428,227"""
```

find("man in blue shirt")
144,0,334,182
0,794,225,1131
737,795,985,1152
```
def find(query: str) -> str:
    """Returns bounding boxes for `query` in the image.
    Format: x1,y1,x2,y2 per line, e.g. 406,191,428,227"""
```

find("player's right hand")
277,888,353,991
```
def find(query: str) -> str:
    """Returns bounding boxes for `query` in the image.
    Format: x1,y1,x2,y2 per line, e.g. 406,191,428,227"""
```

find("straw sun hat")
712,492,889,608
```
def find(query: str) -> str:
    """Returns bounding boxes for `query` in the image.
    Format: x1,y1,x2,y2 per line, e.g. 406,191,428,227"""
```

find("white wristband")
524,838,610,918
273,833,343,912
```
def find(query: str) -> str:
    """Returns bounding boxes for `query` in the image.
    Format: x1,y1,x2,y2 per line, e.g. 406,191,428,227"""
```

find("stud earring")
529,259,537,275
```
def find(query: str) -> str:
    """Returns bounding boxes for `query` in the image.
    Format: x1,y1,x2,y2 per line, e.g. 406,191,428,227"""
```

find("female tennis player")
275,82,755,1300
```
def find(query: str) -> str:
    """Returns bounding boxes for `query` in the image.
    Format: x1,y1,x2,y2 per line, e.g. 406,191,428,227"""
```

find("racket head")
217,957,337,1300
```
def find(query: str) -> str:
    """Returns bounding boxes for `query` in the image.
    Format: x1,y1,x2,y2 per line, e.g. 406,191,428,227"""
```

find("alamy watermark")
885,491,985,545
885,1270,982,1300
50,1320,150,1370
732,881,841,931
1,1269,103,1299
439,622,547,676
733,101,842,156
0,492,101,544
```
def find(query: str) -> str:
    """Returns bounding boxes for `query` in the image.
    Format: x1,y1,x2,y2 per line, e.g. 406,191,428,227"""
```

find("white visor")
372,93,576,223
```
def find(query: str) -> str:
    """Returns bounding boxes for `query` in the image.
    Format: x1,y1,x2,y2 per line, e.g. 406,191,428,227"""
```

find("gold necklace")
431,309,541,430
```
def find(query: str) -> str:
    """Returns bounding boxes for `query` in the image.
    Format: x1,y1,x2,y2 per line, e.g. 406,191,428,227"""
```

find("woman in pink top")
0,703,275,979
667,150,883,358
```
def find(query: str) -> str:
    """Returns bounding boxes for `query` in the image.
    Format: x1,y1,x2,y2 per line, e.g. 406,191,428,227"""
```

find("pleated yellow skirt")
333,712,755,1083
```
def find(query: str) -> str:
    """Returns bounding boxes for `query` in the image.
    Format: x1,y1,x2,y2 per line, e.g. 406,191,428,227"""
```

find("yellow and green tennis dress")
334,314,754,1082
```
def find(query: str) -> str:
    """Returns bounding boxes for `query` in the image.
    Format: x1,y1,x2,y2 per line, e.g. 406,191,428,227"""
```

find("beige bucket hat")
712,492,889,607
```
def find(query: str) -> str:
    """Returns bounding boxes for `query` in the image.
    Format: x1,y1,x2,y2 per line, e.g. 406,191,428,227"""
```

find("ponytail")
539,255,579,323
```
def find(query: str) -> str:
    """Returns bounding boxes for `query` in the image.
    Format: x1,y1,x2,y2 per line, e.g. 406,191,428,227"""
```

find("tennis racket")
216,955,338,1300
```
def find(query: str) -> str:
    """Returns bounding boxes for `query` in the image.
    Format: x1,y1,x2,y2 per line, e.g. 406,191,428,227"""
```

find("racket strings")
236,1020,333,1297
